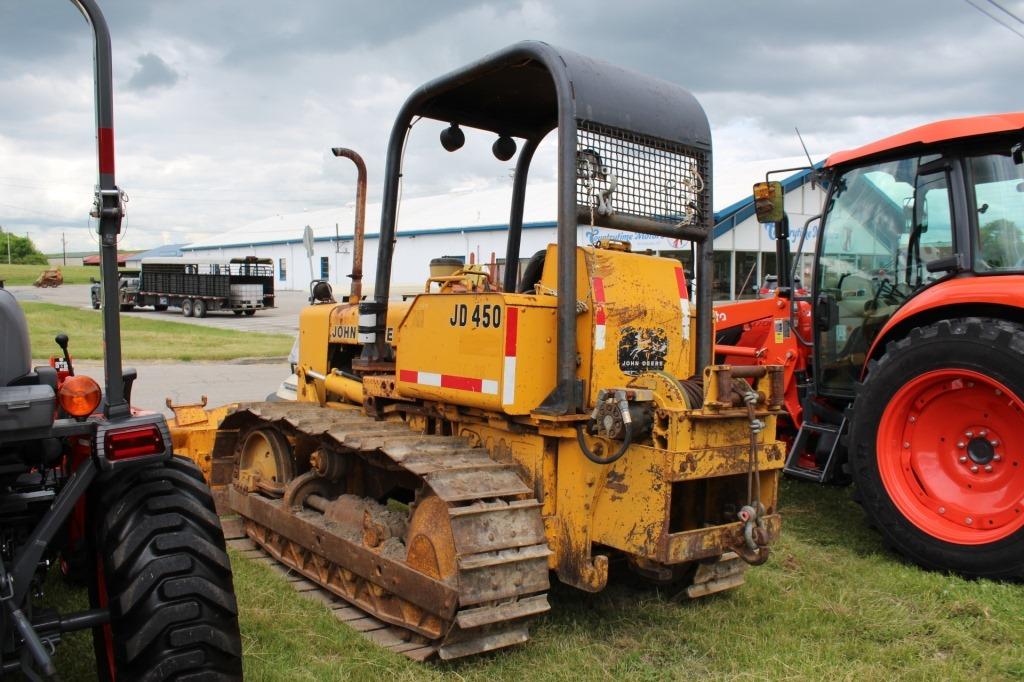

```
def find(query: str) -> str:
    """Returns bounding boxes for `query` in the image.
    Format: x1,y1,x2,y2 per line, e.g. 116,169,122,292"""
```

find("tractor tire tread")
93,455,242,680
849,317,1024,579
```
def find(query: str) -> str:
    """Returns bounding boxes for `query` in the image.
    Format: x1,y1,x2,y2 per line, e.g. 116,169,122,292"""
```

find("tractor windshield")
815,155,954,394
971,151,1024,272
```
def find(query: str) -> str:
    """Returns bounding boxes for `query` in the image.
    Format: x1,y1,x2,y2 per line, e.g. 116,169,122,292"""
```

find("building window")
278,258,287,281
734,251,759,300
760,252,778,293
712,251,732,301
320,256,329,279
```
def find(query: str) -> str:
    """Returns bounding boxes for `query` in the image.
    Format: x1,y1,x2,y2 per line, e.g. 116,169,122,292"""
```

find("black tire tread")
92,455,242,680
848,317,1024,580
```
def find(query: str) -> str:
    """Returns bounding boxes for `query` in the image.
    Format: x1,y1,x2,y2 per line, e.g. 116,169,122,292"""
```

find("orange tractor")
717,113,1024,579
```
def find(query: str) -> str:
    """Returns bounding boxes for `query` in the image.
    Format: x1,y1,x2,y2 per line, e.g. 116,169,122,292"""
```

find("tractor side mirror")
753,181,784,224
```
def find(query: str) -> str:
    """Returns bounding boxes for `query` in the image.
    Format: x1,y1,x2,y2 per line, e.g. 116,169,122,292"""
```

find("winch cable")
736,379,769,565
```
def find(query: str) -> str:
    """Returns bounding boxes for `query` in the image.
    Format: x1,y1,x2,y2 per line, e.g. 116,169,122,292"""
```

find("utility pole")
62,232,67,265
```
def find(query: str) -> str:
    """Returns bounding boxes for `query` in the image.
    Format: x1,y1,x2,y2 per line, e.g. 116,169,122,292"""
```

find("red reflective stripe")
98,127,115,175
399,369,417,383
674,267,687,299
441,374,482,392
504,307,519,357
593,277,607,325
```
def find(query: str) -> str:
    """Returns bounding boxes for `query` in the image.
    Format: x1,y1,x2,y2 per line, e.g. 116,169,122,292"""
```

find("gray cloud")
1,0,1022,254
125,53,180,92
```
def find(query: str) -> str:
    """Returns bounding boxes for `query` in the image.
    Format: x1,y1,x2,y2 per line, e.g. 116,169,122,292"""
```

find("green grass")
0,263,98,285
19,302,293,361
48,479,1024,681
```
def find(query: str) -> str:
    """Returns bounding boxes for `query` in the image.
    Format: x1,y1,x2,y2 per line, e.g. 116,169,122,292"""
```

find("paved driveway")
8,284,308,335
70,359,288,417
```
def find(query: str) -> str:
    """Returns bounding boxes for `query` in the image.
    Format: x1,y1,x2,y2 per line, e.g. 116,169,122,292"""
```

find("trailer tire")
182,299,194,317
90,456,243,680
244,309,255,316
194,298,208,318
849,318,1024,579
232,310,243,316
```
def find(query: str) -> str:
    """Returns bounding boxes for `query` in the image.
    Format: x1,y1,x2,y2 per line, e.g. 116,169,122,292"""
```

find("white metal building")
181,164,825,301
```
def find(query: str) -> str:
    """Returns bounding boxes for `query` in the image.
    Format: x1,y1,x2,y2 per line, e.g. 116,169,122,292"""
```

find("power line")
986,0,1024,25
964,0,1024,39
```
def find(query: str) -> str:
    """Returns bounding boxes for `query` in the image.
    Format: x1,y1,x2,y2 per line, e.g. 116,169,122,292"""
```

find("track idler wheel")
236,426,294,495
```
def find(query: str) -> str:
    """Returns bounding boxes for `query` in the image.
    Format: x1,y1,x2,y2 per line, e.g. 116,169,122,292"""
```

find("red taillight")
105,425,164,460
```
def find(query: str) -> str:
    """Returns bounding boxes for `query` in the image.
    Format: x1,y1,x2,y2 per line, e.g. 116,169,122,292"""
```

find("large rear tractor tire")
849,318,1024,579
90,456,243,680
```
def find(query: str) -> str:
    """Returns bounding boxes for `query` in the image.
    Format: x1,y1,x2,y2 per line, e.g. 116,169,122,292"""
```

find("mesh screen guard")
576,121,709,233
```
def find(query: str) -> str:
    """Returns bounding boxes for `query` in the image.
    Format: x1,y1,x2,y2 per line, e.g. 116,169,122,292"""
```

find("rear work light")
105,425,165,460
58,375,102,417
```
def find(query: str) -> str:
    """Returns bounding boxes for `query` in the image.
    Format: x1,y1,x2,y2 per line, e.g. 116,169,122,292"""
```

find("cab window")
815,155,954,393
971,152,1024,272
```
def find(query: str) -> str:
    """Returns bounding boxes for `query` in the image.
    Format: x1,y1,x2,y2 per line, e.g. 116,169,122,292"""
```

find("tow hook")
734,503,770,566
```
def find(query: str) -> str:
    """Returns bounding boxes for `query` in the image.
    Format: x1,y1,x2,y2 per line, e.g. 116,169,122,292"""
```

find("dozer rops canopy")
367,40,716,414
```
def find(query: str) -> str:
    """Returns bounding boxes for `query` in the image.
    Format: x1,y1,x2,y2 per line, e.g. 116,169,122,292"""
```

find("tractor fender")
863,275,1024,375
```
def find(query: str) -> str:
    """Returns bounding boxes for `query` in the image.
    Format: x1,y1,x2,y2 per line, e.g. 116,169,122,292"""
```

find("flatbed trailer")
138,256,275,317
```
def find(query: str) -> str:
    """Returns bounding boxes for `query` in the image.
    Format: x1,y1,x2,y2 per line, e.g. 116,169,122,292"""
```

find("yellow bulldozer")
170,41,785,660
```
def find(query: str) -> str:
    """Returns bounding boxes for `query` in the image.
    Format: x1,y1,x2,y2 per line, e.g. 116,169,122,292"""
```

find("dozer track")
217,401,551,661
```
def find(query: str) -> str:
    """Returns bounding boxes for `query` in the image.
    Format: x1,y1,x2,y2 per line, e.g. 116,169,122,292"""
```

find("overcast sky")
1,0,1022,254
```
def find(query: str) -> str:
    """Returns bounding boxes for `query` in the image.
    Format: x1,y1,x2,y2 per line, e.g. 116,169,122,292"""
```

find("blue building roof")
182,165,824,252
712,162,825,239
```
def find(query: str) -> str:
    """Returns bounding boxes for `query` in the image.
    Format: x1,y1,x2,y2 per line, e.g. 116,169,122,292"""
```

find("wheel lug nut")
984,465,993,472
903,442,910,448
995,389,1002,396
959,456,968,463
970,465,979,473
909,416,917,423
938,507,946,514
957,441,966,449
994,454,1002,462
966,431,974,437
965,517,974,525
990,440,999,447
979,430,987,437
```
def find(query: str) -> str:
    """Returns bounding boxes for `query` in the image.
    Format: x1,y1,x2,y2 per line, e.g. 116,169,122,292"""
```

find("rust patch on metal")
605,469,628,494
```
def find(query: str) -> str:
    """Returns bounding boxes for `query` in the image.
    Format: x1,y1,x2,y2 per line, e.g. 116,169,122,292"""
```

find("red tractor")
0,2,242,678
717,113,1024,579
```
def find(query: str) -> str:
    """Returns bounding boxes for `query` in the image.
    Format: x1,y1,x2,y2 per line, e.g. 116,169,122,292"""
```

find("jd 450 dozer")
0,2,242,679
171,42,786,660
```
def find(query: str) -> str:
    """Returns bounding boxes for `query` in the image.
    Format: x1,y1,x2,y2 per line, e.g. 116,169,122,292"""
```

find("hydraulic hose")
576,423,633,465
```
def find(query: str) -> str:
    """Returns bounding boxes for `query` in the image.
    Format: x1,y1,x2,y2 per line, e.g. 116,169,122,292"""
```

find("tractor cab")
812,114,1024,397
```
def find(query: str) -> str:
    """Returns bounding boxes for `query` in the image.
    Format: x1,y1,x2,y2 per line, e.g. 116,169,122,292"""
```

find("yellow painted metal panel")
395,293,558,414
